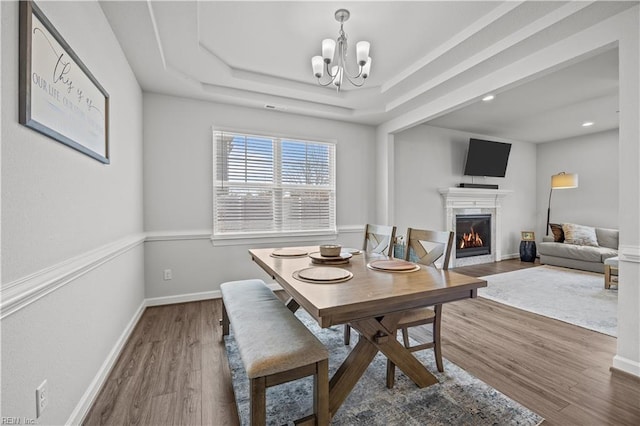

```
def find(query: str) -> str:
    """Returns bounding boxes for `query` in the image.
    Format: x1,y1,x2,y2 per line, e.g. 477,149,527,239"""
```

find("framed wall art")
521,231,535,241
19,0,110,164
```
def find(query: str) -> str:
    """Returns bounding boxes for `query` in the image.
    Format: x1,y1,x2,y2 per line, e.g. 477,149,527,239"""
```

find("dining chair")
362,223,397,256
386,227,454,389
343,223,397,345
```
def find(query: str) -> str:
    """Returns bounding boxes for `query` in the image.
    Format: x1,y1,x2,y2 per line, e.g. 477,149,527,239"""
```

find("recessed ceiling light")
482,94,495,102
582,121,594,127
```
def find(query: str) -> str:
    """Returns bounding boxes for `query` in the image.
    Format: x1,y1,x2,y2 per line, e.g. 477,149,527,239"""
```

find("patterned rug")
225,310,544,425
479,265,617,336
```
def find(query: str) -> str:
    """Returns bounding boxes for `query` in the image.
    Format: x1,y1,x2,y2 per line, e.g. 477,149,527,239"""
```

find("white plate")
308,251,353,261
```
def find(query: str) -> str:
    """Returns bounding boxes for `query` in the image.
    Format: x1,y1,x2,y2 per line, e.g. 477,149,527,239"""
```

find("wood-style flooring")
84,260,640,425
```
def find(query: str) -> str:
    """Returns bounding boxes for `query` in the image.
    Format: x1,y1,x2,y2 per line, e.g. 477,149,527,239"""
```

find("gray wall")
393,125,538,256
1,1,144,423
536,129,619,234
143,93,376,299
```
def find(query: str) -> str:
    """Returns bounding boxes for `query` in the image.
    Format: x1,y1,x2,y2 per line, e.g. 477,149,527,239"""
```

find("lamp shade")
551,172,578,189
356,41,370,65
322,39,336,63
311,56,324,78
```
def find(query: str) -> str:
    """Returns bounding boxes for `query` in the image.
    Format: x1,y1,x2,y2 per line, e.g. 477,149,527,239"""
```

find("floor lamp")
546,172,579,235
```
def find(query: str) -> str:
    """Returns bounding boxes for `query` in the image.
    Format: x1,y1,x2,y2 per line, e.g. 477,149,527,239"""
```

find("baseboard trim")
145,290,220,306
501,253,520,260
612,355,640,378
68,299,147,425
145,282,283,305
1,234,146,319
610,365,640,382
69,281,284,423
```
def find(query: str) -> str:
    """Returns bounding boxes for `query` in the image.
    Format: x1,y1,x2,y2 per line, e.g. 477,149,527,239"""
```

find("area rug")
479,265,617,336
224,310,544,425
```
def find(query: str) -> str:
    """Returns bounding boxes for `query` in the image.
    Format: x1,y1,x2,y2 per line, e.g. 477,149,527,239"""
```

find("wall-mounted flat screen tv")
463,139,512,177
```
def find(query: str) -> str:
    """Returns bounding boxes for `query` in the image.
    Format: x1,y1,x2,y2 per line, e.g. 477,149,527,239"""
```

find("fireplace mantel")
439,187,512,266
438,187,513,207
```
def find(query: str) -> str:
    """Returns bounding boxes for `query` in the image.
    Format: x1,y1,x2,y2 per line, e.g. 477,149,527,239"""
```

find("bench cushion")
221,279,328,379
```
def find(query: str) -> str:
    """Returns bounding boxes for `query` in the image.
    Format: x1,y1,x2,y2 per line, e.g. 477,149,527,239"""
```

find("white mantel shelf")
439,187,513,207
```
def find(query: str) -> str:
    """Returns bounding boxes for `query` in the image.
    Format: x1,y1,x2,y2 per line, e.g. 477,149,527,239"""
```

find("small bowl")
319,244,342,257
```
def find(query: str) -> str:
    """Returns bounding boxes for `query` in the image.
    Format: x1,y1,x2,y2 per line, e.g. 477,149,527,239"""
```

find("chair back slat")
363,224,397,257
404,228,454,270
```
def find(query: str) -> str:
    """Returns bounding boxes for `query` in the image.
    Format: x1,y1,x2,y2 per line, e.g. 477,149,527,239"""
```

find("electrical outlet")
36,379,48,418
163,269,172,280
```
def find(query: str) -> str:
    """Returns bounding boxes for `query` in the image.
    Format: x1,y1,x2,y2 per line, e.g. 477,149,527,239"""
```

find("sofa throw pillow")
562,223,599,247
549,223,564,242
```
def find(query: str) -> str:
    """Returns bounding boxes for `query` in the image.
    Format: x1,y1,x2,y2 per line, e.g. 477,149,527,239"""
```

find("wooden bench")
220,279,329,425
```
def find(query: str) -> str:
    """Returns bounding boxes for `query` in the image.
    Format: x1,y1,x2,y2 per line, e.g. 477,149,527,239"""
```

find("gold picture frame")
521,231,535,241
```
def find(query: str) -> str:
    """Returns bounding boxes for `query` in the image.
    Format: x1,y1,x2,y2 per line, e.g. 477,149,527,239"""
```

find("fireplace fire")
456,214,491,258
459,228,484,249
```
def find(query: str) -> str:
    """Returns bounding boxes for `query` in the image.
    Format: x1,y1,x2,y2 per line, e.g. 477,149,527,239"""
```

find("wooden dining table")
249,246,487,418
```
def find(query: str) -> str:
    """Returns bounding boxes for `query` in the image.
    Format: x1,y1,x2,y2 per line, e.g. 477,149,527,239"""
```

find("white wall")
378,6,640,377
143,93,376,299
536,129,619,234
393,125,537,256
1,1,145,423
614,5,640,378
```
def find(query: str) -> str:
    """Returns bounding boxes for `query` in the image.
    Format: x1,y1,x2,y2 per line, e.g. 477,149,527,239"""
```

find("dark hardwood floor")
84,259,640,425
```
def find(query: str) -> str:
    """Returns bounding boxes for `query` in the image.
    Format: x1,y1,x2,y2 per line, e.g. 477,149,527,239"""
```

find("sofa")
538,223,618,273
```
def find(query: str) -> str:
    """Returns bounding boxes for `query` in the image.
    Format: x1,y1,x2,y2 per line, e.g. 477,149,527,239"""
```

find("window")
213,129,336,240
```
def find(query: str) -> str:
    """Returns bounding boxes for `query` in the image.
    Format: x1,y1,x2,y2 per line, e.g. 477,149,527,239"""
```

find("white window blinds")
213,130,336,239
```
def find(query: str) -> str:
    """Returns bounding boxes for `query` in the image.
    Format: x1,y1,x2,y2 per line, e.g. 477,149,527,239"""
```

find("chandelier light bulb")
356,41,370,66
322,39,336,63
311,56,324,78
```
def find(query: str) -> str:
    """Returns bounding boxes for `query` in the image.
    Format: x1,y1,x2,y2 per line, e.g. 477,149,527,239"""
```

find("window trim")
211,127,337,244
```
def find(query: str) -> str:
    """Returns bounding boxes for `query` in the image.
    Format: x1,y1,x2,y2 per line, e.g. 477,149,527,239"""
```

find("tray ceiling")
100,1,631,142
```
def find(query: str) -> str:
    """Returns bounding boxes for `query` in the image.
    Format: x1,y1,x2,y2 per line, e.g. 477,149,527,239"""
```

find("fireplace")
456,214,491,258
440,188,511,267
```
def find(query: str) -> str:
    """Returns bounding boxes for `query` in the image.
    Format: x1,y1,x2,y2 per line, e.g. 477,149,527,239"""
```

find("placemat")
293,267,353,283
271,248,309,258
367,259,420,272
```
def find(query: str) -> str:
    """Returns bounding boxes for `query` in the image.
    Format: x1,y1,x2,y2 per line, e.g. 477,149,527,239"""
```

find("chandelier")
311,9,371,92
